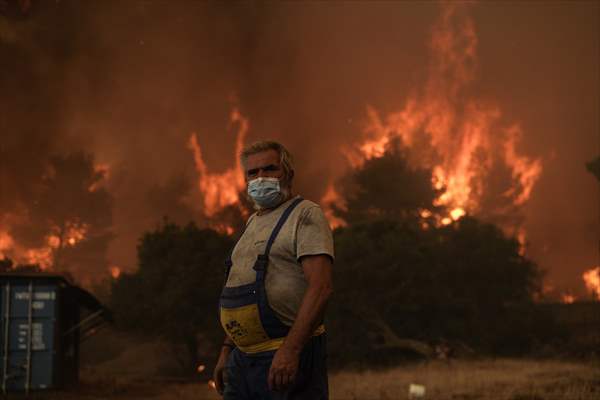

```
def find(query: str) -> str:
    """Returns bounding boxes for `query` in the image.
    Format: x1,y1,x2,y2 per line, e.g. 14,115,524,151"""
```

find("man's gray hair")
240,141,294,182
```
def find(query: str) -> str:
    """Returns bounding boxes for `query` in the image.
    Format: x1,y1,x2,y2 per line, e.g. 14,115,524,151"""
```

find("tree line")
109,141,562,373
5,148,597,373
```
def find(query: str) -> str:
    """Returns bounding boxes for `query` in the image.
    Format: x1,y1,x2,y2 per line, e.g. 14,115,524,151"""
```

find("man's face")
244,149,284,183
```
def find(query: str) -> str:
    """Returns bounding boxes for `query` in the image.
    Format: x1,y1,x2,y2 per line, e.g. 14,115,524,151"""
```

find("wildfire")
582,266,600,300
62,223,88,247
0,230,15,257
188,108,248,229
109,266,121,279
0,229,55,269
0,220,89,270
24,247,53,269
319,183,347,230
561,294,575,304
341,3,542,235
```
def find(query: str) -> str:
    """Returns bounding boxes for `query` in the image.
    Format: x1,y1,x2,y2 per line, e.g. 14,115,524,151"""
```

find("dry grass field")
329,359,600,400
7,358,599,400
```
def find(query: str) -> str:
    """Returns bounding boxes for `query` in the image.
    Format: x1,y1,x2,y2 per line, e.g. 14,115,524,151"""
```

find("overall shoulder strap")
263,197,304,257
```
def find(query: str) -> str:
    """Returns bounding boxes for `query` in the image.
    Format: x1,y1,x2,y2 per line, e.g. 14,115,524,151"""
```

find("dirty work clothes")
223,334,329,400
225,196,334,327
220,198,307,353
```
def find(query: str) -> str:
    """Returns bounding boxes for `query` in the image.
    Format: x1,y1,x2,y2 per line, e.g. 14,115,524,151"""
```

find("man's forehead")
245,149,280,167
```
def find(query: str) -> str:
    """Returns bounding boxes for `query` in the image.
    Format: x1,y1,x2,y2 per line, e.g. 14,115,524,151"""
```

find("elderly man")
213,141,334,400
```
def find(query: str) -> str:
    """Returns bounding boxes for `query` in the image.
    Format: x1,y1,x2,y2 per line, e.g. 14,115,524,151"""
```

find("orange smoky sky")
0,1,598,295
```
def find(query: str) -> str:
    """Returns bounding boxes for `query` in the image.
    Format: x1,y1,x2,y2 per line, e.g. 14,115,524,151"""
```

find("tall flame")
582,266,600,300
319,183,347,230
188,108,248,232
342,3,542,232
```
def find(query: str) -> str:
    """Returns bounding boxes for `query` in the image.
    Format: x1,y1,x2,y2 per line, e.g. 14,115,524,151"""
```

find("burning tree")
0,257,41,273
8,152,113,279
327,145,544,365
333,139,442,225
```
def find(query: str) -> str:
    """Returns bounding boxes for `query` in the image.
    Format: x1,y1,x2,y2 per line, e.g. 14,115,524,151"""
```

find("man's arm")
213,336,235,395
268,254,333,391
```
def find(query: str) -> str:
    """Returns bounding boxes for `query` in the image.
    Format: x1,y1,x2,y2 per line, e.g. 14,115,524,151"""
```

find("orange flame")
0,219,89,270
63,223,88,247
561,294,575,304
109,266,121,279
188,108,248,220
24,247,53,269
319,183,347,230
0,230,15,258
582,267,600,300
1,228,54,269
343,3,542,234
208,379,216,390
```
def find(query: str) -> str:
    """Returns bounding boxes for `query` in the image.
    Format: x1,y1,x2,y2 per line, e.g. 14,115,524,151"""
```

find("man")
213,141,334,400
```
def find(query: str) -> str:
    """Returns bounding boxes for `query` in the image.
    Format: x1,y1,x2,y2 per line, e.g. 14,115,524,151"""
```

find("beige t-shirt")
225,196,334,326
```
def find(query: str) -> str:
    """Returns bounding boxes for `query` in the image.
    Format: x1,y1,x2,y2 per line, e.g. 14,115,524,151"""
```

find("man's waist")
234,324,326,354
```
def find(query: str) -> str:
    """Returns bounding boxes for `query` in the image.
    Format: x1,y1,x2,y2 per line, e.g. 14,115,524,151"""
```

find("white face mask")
247,177,283,208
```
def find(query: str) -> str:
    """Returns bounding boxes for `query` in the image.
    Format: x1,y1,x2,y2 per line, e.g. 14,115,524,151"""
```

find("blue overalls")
219,197,328,399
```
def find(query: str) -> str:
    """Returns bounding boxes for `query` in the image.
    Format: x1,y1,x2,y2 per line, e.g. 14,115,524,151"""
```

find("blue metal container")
1,273,108,393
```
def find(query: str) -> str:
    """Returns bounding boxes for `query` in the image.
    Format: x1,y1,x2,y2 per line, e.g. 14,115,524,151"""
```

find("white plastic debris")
408,383,426,398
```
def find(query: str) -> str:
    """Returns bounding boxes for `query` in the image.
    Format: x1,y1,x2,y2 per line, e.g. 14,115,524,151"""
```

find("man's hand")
268,344,300,392
267,254,332,392
213,346,231,395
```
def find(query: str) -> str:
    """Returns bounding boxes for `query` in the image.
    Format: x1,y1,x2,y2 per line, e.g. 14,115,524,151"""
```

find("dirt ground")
5,358,599,400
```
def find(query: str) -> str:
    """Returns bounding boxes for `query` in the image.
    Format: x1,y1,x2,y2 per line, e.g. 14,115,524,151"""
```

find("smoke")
0,1,597,294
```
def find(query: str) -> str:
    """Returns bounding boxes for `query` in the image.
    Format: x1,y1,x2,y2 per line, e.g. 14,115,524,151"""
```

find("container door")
1,281,57,392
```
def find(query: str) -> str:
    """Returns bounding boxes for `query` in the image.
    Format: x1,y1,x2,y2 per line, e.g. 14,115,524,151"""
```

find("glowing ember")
109,266,121,279
420,209,433,219
449,208,466,221
47,235,61,249
56,222,88,248
212,224,235,236
561,294,575,304
582,267,600,300
188,108,248,218
196,364,206,373
344,3,542,234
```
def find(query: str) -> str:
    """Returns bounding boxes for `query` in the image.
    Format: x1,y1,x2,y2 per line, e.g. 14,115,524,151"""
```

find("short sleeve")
295,205,335,262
